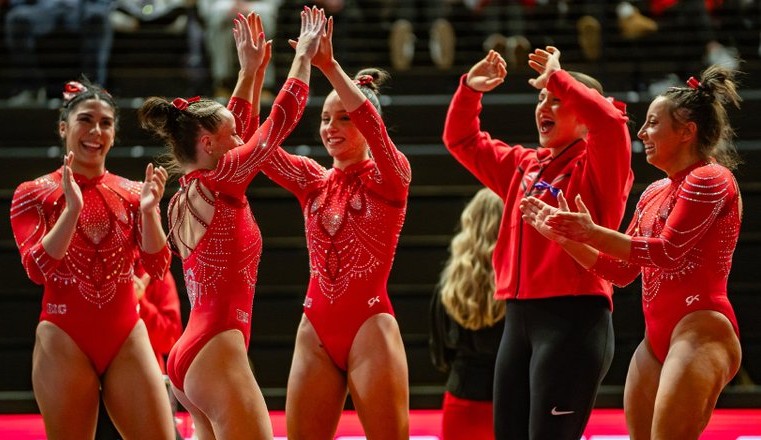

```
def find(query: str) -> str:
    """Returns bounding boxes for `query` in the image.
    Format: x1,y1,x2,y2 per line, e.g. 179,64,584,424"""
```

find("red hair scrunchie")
354,75,374,87
171,96,201,111
686,76,702,90
63,81,87,102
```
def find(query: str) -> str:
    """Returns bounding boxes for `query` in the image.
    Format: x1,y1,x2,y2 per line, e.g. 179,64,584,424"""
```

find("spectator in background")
572,1,658,62
652,0,739,70
430,188,505,440
386,0,530,72
197,0,283,100
4,0,115,106
385,0,455,70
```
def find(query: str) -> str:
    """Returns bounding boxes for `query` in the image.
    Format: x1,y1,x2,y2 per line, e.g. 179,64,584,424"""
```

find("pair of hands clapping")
519,192,597,245
60,151,168,215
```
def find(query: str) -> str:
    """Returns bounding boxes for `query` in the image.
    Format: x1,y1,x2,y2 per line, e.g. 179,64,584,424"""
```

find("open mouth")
539,119,555,134
80,141,103,153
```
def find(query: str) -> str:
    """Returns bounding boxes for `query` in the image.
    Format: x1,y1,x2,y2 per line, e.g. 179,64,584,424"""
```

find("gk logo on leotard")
304,297,313,308
685,295,700,306
236,309,250,324
368,296,380,307
46,303,67,315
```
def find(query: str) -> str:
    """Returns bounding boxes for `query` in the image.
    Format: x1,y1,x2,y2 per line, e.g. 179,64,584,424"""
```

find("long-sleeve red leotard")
591,161,741,362
11,171,171,374
165,78,308,390
263,99,411,370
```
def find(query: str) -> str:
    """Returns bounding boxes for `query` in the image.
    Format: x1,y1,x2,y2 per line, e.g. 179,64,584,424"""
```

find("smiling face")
637,96,697,175
59,98,116,178
320,91,369,168
535,88,586,152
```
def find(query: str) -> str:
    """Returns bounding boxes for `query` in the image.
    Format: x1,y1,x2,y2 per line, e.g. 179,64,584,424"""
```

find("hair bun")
355,75,374,86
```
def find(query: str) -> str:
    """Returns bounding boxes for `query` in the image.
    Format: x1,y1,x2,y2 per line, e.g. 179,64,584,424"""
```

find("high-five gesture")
466,50,507,93
249,13,272,84
294,6,327,61
309,15,334,71
528,46,562,90
234,12,268,77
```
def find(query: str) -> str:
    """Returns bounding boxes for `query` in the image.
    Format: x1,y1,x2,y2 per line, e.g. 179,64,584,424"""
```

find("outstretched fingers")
528,46,561,89
311,15,335,69
575,194,590,215
294,6,326,59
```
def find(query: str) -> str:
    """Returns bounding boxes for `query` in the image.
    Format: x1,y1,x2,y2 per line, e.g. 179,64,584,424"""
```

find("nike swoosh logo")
551,407,575,416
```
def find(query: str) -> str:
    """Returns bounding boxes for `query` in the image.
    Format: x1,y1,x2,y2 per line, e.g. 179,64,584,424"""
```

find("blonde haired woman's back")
430,188,505,440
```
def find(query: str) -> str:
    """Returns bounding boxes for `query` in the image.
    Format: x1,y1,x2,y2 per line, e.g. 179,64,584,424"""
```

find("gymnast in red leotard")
520,64,744,440
137,9,324,440
10,78,175,439
262,17,411,440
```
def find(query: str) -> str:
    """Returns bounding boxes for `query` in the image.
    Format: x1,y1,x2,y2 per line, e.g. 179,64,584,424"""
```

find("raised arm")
230,12,267,108
310,16,410,198
288,6,326,86
227,12,268,142
208,7,326,196
310,17,365,113
442,51,531,197
530,46,633,226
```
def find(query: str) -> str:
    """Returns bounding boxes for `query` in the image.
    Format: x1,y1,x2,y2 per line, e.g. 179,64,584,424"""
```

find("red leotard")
165,79,308,390
592,162,741,362
11,171,171,375
263,99,411,370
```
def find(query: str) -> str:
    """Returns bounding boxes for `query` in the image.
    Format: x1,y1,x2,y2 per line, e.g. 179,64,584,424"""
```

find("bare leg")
32,321,100,440
624,339,661,440
172,386,215,440
347,314,409,440
651,311,741,439
183,330,273,440
101,321,175,440
286,315,348,440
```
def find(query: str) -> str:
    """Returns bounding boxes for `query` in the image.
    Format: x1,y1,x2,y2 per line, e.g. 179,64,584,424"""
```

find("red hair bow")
686,76,702,90
63,81,87,102
171,96,201,111
354,75,374,86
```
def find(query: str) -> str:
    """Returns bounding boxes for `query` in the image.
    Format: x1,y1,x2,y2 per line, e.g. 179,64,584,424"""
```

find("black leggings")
493,296,614,440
